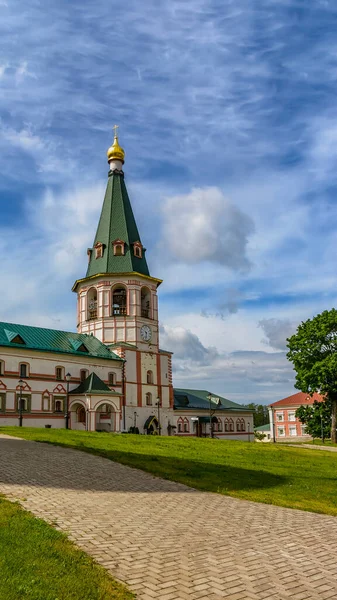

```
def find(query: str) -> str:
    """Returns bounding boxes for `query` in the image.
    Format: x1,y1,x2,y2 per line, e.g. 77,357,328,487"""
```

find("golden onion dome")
107,127,125,164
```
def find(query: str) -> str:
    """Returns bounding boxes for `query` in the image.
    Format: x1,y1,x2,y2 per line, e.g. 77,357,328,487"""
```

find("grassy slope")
2,427,337,516
0,496,134,600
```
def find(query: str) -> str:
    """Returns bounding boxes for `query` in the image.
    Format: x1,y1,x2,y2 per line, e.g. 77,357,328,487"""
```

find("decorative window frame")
146,370,153,384
277,426,285,437
19,362,30,378
111,285,128,316
289,425,297,436
133,241,143,258
0,392,6,413
94,242,104,259
53,396,65,413
108,372,116,386
55,366,64,381
80,369,88,383
217,418,223,432
183,418,189,433
16,393,31,413
288,411,296,421
276,411,284,422
112,239,125,256
145,392,152,406
236,418,245,432
42,391,51,411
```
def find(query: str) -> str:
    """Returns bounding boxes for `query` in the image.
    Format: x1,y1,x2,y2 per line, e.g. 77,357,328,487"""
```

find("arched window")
177,417,184,433
225,418,234,432
19,363,29,378
217,418,223,432
112,287,127,316
55,400,63,412
237,418,245,432
0,360,4,376
146,392,152,406
80,369,88,382
113,239,125,256
147,370,153,384
55,366,64,381
94,242,104,259
141,287,151,319
42,393,50,411
183,418,189,433
133,241,143,258
108,372,116,386
87,287,97,320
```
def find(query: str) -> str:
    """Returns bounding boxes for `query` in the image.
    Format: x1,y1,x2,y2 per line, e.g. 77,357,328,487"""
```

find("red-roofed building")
268,392,324,442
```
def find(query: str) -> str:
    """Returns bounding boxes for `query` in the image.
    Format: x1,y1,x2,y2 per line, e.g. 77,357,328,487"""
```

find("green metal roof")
0,321,122,361
86,171,150,278
174,389,247,411
254,423,271,432
70,372,119,395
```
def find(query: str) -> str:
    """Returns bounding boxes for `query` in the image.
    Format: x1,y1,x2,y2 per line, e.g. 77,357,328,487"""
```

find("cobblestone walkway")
1,434,337,600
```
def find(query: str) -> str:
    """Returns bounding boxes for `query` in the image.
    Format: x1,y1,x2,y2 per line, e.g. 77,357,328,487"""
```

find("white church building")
0,131,253,439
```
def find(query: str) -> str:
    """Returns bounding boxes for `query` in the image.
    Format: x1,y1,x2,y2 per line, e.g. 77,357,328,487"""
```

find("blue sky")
1,0,337,404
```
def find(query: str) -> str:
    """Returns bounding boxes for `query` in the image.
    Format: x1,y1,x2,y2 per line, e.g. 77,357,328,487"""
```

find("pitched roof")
69,372,119,395
0,321,122,361
174,388,247,411
269,391,324,408
254,423,271,432
86,171,150,278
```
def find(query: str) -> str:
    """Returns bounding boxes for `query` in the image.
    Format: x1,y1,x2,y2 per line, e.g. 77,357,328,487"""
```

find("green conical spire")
86,171,150,277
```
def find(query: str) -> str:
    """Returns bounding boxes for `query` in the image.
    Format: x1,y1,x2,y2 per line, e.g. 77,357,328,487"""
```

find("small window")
178,423,182,433
16,395,30,412
19,363,28,378
288,411,296,421
0,393,6,413
0,361,3,376
147,370,153,384
276,412,284,421
108,372,116,386
55,400,62,412
217,419,222,432
277,426,285,437
42,394,50,411
133,242,143,258
289,425,297,436
112,287,127,316
56,367,64,381
113,239,125,256
94,242,103,259
146,392,152,406
80,369,88,382
183,423,188,433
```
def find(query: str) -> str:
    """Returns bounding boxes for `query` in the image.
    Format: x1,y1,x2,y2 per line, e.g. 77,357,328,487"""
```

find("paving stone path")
1,434,337,600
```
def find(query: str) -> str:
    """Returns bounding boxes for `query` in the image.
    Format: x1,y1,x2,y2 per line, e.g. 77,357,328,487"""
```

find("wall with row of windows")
176,417,247,433
0,360,119,386
276,423,306,437
275,410,297,422
0,392,66,413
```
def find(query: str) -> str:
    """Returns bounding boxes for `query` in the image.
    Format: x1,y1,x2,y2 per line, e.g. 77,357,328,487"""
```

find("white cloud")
162,187,254,269
259,318,296,351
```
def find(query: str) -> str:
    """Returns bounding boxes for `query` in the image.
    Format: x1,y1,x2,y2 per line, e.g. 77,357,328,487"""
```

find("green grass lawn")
2,427,337,516
0,495,134,600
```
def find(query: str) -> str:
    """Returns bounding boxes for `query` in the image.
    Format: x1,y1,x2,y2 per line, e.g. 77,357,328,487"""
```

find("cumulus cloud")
160,324,294,404
162,187,254,269
259,318,297,351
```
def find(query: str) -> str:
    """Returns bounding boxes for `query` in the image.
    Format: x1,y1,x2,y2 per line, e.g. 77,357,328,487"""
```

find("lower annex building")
0,131,253,439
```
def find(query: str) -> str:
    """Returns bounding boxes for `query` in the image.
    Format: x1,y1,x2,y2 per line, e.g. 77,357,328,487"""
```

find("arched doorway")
70,402,87,430
143,415,159,435
95,402,115,432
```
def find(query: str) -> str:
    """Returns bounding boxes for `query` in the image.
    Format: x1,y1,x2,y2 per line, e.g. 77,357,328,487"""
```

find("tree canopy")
287,309,337,443
295,400,331,441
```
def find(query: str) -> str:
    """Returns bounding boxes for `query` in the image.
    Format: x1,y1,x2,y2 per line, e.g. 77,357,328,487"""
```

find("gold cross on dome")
113,124,119,138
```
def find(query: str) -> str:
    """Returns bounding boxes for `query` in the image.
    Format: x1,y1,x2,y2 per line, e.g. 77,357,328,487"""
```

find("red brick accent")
136,351,142,407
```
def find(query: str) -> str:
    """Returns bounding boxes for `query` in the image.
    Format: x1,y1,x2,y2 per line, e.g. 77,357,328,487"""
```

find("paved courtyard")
0,434,337,600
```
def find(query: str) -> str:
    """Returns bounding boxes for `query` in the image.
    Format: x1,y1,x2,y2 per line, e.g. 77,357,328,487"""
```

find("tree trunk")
331,395,337,443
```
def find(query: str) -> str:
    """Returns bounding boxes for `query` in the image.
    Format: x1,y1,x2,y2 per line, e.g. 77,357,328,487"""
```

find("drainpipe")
122,359,126,431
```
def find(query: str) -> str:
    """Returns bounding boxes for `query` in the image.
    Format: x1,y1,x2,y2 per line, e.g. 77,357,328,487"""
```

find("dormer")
112,239,125,256
94,242,104,259
133,240,143,259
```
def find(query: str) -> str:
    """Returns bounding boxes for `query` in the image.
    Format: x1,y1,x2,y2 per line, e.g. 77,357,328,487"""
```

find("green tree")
245,403,269,427
287,309,337,443
295,400,331,441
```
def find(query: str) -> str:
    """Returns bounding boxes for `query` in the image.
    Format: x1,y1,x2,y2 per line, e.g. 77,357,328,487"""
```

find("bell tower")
72,129,173,426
